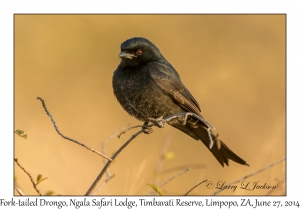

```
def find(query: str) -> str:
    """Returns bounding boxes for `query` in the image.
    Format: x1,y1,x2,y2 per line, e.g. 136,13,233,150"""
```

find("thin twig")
265,179,285,195
160,168,191,188
14,183,25,196
85,129,144,195
91,127,128,195
154,135,172,186
91,174,116,195
212,157,286,195
118,125,143,138
85,112,218,195
36,97,112,161
184,179,208,196
162,164,206,174
149,168,191,195
14,158,42,196
101,129,126,177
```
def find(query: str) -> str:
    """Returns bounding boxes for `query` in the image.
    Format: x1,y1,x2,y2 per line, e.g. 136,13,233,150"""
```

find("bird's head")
118,37,164,68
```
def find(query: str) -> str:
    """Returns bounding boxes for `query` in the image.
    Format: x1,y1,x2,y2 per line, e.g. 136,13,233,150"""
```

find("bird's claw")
148,116,166,128
142,122,154,134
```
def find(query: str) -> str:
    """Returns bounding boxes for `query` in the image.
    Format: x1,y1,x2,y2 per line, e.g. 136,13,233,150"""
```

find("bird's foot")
148,116,166,128
142,122,153,134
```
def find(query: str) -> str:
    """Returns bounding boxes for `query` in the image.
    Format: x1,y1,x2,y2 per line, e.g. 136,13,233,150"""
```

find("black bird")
112,37,249,167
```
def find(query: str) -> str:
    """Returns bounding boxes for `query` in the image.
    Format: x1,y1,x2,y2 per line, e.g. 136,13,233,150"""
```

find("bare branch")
117,112,218,149
265,179,285,195
91,127,128,195
91,174,116,195
184,179,208,196
14,158,42,196
118,125,143,138
162,164,206,174
154,135,172,185
85,112,219,195
101,128,126,178
212,157,286,195
36,97,112,161
14,183,25,196
85,129,144,195
148,168,191,195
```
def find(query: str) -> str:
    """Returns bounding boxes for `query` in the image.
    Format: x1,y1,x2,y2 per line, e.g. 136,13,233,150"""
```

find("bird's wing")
147,62,202,117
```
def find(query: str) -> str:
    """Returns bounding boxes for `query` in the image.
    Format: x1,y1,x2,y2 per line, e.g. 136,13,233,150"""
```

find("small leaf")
15,129,27,139
44,191,55,196
15,129,24,135
147,183,163,195
37,174,42,182
164,152,175,159
36,174,48,185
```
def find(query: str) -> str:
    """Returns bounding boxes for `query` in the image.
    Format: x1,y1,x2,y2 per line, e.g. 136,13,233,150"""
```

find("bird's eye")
136,49,142,55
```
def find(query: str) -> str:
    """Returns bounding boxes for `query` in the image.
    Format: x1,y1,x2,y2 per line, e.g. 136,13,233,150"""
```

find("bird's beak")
118,51,136,59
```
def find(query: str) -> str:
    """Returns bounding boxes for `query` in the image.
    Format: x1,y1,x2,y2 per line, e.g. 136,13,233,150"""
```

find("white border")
1,0,299,209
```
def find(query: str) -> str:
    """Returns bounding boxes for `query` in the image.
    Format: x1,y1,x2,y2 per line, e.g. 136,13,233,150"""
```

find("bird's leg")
148,115,166,128
142,122,153,134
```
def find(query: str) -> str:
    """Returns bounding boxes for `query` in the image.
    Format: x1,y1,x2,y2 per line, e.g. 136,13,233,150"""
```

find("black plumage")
112,37,249,167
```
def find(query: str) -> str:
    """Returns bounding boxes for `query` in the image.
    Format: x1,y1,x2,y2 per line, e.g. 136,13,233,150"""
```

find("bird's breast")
112,67,179,122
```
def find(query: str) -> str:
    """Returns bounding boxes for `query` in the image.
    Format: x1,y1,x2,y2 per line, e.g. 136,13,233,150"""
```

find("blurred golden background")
14,15,285,195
